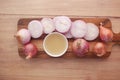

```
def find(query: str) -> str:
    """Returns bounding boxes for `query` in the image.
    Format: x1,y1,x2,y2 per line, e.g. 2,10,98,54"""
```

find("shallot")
72,39,89,57
93,42,106,57
14,29,31,44
24,43,38,59
84,23,99,41
100,23,113,42
41,18,55,34
70,20,87,38
53,16,71,33
28,20,43,38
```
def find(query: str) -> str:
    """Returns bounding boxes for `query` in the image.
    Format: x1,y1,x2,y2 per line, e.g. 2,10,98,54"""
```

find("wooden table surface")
0,0,120,80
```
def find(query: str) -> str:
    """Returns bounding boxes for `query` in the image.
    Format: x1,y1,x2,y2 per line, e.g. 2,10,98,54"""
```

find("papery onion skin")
14,29,31,44
72,39,89,57
100,24,113,42
93,42,107,57
24,43,38,59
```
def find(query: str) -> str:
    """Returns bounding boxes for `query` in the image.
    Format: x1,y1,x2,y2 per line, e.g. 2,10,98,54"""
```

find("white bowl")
43,32,68,57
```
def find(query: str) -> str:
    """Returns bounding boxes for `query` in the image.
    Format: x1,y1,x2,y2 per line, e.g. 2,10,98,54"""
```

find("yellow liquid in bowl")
44,33,67,55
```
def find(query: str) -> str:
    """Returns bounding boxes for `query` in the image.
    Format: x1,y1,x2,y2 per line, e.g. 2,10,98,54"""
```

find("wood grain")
0,0,120,17
0,0,120,80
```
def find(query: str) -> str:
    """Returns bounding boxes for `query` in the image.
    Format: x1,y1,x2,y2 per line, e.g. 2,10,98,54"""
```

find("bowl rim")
43,32,68,57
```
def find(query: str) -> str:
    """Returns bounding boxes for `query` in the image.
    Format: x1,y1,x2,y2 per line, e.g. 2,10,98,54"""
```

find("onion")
53,16,71,33
93,42,106,57
84,23,99,41
70,20,87,38
72,39,89,57
28,20,43,38
14,29,31,44
100,23,113,42
41,18,55,34
24,43,38,59
64,30,73,38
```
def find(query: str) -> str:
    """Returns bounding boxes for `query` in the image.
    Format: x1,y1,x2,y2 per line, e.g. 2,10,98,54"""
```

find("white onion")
41,18,55,34
15,29,31,44
28,20,43,38
53,16,71,33
84,23,99,41
70,20,87,38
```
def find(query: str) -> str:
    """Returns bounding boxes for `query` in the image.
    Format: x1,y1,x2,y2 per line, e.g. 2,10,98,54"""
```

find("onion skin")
72,39,89,57
100,24,113,42
24,43,38,59
93,42,107,57
14,29,31,44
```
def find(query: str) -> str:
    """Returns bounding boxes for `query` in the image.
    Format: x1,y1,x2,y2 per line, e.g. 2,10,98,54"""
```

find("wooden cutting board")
17,17,120,59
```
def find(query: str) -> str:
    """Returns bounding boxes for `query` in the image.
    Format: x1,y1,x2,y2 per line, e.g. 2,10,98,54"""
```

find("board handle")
113,32,120,44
